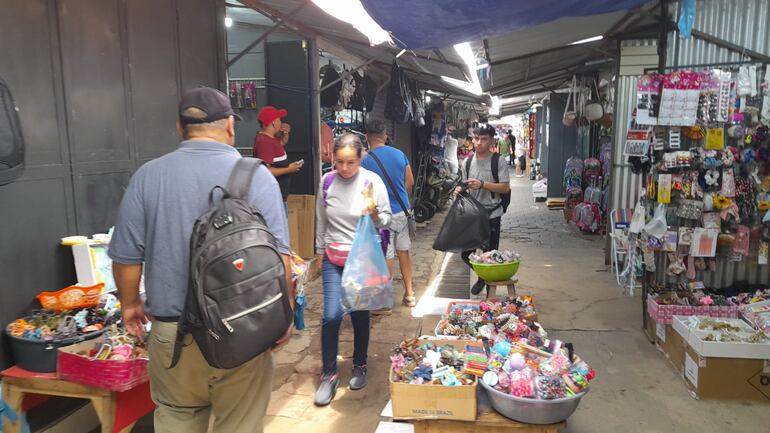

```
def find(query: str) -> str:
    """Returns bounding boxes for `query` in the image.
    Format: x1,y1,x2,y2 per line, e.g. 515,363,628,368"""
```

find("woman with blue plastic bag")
314,133,392,406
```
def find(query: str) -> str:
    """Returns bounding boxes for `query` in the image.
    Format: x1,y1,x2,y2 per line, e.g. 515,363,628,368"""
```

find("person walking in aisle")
314,133,392,406
514,132,527,177
109,87,292,433
497,130,512,165
458,125,511,295
253,106,303,213
507,130,516,166
361,120,417,308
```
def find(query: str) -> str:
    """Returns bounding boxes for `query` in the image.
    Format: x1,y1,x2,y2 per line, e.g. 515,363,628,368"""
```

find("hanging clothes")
349,71,366,111
364,74,378,112
385,61,412,123
320,67,342,108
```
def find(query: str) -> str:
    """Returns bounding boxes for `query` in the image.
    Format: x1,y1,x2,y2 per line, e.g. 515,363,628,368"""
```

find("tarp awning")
360,0,650,50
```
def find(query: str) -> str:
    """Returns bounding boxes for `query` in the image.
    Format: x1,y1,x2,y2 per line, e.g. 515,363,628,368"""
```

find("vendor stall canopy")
232,0,661,113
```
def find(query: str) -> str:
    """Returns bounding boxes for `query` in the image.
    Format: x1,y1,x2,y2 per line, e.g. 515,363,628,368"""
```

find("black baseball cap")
476,125,495,138
178,87,242,125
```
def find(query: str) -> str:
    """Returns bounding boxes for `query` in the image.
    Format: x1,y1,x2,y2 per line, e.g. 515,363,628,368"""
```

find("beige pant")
148,321,273,433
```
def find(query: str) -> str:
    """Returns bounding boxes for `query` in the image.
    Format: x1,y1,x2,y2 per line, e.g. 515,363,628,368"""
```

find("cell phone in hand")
296,159,305,166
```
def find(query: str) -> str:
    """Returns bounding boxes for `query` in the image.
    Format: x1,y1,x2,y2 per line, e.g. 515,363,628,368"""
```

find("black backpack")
465,153,511,213
0,76,25,186
171,158,292,369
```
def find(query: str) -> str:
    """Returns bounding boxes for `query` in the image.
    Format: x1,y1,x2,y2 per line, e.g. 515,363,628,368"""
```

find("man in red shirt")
253,106,302,211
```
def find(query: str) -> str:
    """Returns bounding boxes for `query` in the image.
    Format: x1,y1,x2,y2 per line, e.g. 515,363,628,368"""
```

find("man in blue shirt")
108,87,291,433
361,120,416,307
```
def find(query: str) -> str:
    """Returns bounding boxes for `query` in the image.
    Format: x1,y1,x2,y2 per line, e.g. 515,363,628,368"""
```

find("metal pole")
658,0,669,73
309,37,321,192
226,1,309,68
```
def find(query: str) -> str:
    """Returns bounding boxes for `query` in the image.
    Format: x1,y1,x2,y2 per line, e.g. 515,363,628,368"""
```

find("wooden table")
1,366,154,433
413,409,566,433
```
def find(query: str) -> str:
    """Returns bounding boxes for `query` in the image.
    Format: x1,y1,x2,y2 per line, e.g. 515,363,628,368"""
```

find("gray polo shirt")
461,154,510,219
108,139,290,317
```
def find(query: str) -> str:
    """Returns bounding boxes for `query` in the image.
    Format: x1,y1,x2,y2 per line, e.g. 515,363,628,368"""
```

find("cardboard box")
287,194,316,259
683,345,770,401
390,340,477,421
672,315,770,401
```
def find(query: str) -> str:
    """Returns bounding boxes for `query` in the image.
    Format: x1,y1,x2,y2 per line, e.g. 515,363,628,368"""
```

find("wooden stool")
485,276,518,298
1,366,154,433
413,409,566,433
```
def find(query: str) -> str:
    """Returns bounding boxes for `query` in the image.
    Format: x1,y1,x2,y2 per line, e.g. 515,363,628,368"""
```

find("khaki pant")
148,321,273,433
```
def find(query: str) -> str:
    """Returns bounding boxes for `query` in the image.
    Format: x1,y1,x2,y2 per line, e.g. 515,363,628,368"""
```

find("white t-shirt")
445,136,459,172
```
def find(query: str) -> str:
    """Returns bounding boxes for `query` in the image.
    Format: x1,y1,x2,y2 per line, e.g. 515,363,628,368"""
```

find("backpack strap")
226,158,264,200
322,171,336,207
491,153,500,199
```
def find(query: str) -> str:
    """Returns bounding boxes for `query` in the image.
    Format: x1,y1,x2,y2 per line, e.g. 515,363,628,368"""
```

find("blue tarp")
360,0,650,49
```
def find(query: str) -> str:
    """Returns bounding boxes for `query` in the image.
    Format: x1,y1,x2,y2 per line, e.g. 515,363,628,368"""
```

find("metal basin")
480,378,588,425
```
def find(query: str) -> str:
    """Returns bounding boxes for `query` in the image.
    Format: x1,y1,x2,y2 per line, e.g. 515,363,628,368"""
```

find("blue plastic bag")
678,0,696,39
341,215,394,312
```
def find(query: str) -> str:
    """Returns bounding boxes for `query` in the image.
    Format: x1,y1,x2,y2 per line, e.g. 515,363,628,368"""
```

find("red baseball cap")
258,106,288,126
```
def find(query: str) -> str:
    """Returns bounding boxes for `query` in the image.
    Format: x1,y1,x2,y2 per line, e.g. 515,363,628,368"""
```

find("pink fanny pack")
325,243,351,267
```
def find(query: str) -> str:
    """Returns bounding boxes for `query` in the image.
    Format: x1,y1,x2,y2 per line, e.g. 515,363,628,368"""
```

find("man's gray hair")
365,119,387,135
181,107,228,137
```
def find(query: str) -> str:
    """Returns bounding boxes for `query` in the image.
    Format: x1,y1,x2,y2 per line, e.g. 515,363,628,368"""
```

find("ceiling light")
425,95,431,103
396,49,406,58
312,0,392,46
569,35,603,45
475,63,489,70
225,17,233,28
426,90,443,96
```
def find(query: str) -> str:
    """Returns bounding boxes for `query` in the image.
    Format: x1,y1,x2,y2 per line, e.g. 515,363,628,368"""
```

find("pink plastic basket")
58,342,148,392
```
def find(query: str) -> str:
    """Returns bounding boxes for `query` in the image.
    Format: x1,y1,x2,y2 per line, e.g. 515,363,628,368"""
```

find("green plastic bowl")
470,260,520,281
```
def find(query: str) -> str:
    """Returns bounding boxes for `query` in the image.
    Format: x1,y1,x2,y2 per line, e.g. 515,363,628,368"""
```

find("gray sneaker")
349,365,368,390
314,373,339,406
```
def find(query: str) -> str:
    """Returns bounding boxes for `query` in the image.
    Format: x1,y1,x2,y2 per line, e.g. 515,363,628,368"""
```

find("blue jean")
321,256,370,375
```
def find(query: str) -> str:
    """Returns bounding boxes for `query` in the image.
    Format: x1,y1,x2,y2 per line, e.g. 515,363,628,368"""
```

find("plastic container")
480,379,588,424
5,328,105,373
470,261,520,281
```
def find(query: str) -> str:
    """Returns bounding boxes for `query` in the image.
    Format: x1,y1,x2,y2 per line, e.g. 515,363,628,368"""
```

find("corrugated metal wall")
668,0,770,67
610,74,645,211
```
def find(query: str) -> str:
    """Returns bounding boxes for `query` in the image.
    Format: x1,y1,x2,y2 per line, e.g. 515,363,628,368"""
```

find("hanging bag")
0,76,25,186
562,76,577,127
586,80,605,122
341,215,394,312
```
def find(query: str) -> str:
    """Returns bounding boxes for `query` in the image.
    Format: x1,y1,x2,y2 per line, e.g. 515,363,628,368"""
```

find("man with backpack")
361,119,417,308
460,125,511,295
109,87,292,433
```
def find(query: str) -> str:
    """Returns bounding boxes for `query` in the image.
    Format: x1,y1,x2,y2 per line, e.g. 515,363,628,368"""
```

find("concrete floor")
128,176,770,433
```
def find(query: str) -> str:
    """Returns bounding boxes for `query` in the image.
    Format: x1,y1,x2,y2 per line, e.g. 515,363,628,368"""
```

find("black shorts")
519,156,526,170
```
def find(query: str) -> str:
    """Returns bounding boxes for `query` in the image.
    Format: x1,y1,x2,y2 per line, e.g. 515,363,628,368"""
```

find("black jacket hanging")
320,67,342,109
385,61,412,123
349,71,366,111
364,74,378,112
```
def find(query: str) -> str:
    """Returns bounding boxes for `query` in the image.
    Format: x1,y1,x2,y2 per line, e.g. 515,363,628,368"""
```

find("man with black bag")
109,87,292,433
459,125,511,295
361,119,417,307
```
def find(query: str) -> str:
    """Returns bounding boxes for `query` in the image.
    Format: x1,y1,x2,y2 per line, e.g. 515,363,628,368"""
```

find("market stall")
615,63,770,401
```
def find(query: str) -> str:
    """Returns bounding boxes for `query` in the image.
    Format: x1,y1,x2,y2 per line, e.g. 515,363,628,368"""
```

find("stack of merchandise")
627,66,770,286
435,297,538,339
389,339,476,386
571,157,605,233
563,157,584,221
482,338,596,399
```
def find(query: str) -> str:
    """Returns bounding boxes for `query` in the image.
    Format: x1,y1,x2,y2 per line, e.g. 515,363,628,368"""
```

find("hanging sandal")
402,296,416,307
